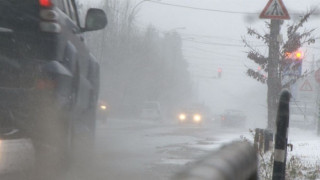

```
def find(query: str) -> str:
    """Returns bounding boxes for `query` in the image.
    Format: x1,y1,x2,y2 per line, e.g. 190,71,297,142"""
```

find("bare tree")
243,11,316,129
85,0,193,117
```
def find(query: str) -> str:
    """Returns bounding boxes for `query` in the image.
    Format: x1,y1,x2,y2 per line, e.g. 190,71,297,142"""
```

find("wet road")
0,118,249,180
81,118,249,180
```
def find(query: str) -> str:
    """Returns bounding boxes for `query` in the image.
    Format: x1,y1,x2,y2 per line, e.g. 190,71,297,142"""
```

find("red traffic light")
217,68,222,78
258,66,262,71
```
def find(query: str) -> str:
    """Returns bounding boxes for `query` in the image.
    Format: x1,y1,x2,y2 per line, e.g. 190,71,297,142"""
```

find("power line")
181,33,246,42
106,7,265,49
182,46,249,57
183,38,266,48
189,63,256,69
184,55,246,63
180,32,265,45
184,50,246,60
147,1,258,15
149,1,320,17
132,22,264,48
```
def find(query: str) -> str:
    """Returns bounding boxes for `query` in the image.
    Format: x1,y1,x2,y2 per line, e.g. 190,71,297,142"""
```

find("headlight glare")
179,114,186,121
193,114,202,122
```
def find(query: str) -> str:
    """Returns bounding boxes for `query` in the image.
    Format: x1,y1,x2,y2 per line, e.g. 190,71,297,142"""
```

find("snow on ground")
288,128,320,164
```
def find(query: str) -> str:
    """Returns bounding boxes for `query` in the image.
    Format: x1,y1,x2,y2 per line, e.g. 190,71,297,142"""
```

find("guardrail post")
264,129,273,153
254,128,273,153
272,90,291,180
173,141,257,180
254,128,260,151
317,100,320,136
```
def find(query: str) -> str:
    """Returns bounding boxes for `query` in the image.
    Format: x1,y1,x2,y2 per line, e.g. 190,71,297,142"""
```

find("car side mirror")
83,8,107,32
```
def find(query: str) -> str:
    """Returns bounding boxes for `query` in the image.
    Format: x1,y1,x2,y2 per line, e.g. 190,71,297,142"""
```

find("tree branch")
247,28,269,44
247,69,267,84
247,51,268,66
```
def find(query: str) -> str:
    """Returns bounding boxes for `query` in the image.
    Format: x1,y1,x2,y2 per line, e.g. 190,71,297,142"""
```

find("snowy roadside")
64,118,320,180
287,128,320,165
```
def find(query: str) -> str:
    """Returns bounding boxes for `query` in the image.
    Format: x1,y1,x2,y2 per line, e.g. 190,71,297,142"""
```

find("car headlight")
193,114,202,122
179,114,186,121
100,105,107,110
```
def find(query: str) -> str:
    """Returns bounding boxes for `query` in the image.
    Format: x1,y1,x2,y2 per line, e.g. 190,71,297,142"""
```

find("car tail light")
35,79,56,90
39,0,52,8
39,0,61,33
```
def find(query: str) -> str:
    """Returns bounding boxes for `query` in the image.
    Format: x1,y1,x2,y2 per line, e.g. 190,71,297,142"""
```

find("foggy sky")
86,0,320,127
135,0,320,126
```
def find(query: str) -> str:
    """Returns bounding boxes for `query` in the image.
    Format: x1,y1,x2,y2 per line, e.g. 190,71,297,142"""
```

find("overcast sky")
129,0,320,126
83,0,320,126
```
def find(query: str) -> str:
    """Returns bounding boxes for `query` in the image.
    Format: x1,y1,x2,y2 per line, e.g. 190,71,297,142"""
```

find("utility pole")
267,19,282,130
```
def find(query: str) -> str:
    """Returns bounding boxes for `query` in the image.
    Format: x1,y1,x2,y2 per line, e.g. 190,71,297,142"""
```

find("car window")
55,1,65,11
64,0,77,22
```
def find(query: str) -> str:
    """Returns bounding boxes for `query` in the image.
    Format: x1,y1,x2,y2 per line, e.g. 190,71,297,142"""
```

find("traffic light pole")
267,19,282,131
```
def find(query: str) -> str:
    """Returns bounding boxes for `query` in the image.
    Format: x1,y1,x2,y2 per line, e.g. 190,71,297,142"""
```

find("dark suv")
0,0,107,177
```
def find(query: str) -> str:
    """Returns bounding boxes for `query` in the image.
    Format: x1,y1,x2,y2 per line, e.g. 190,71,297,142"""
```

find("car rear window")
0,0,39,31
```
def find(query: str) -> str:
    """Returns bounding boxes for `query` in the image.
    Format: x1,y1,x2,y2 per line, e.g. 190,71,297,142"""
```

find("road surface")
0,117,249,180
65,117,249,180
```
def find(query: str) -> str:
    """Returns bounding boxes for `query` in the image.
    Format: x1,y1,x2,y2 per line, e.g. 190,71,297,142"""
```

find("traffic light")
258,66,262,71
294,50,303,60
218,68,222,78
284,50,303,60
285,50,303,76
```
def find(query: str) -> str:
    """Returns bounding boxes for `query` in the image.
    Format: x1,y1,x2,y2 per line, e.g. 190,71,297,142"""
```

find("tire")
31,70,77,179
31,97,69,180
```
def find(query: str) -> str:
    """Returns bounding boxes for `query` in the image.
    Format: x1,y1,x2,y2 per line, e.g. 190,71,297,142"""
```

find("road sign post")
315,69,320,84
260,0,290,130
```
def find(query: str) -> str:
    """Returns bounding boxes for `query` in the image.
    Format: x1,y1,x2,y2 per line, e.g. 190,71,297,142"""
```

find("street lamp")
127,0,151,34
132,0,149,15
129,0,150,23
129,0,162,22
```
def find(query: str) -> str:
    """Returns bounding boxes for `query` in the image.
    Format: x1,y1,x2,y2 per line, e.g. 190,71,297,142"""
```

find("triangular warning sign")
260,0,290,20
300,79,313,92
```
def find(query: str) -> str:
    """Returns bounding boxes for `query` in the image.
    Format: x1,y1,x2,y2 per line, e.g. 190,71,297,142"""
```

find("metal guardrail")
172,141,258,180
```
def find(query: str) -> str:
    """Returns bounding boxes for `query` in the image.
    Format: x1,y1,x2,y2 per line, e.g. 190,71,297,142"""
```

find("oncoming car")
178,108,204,125
140,101,162,120
97,100,109,123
